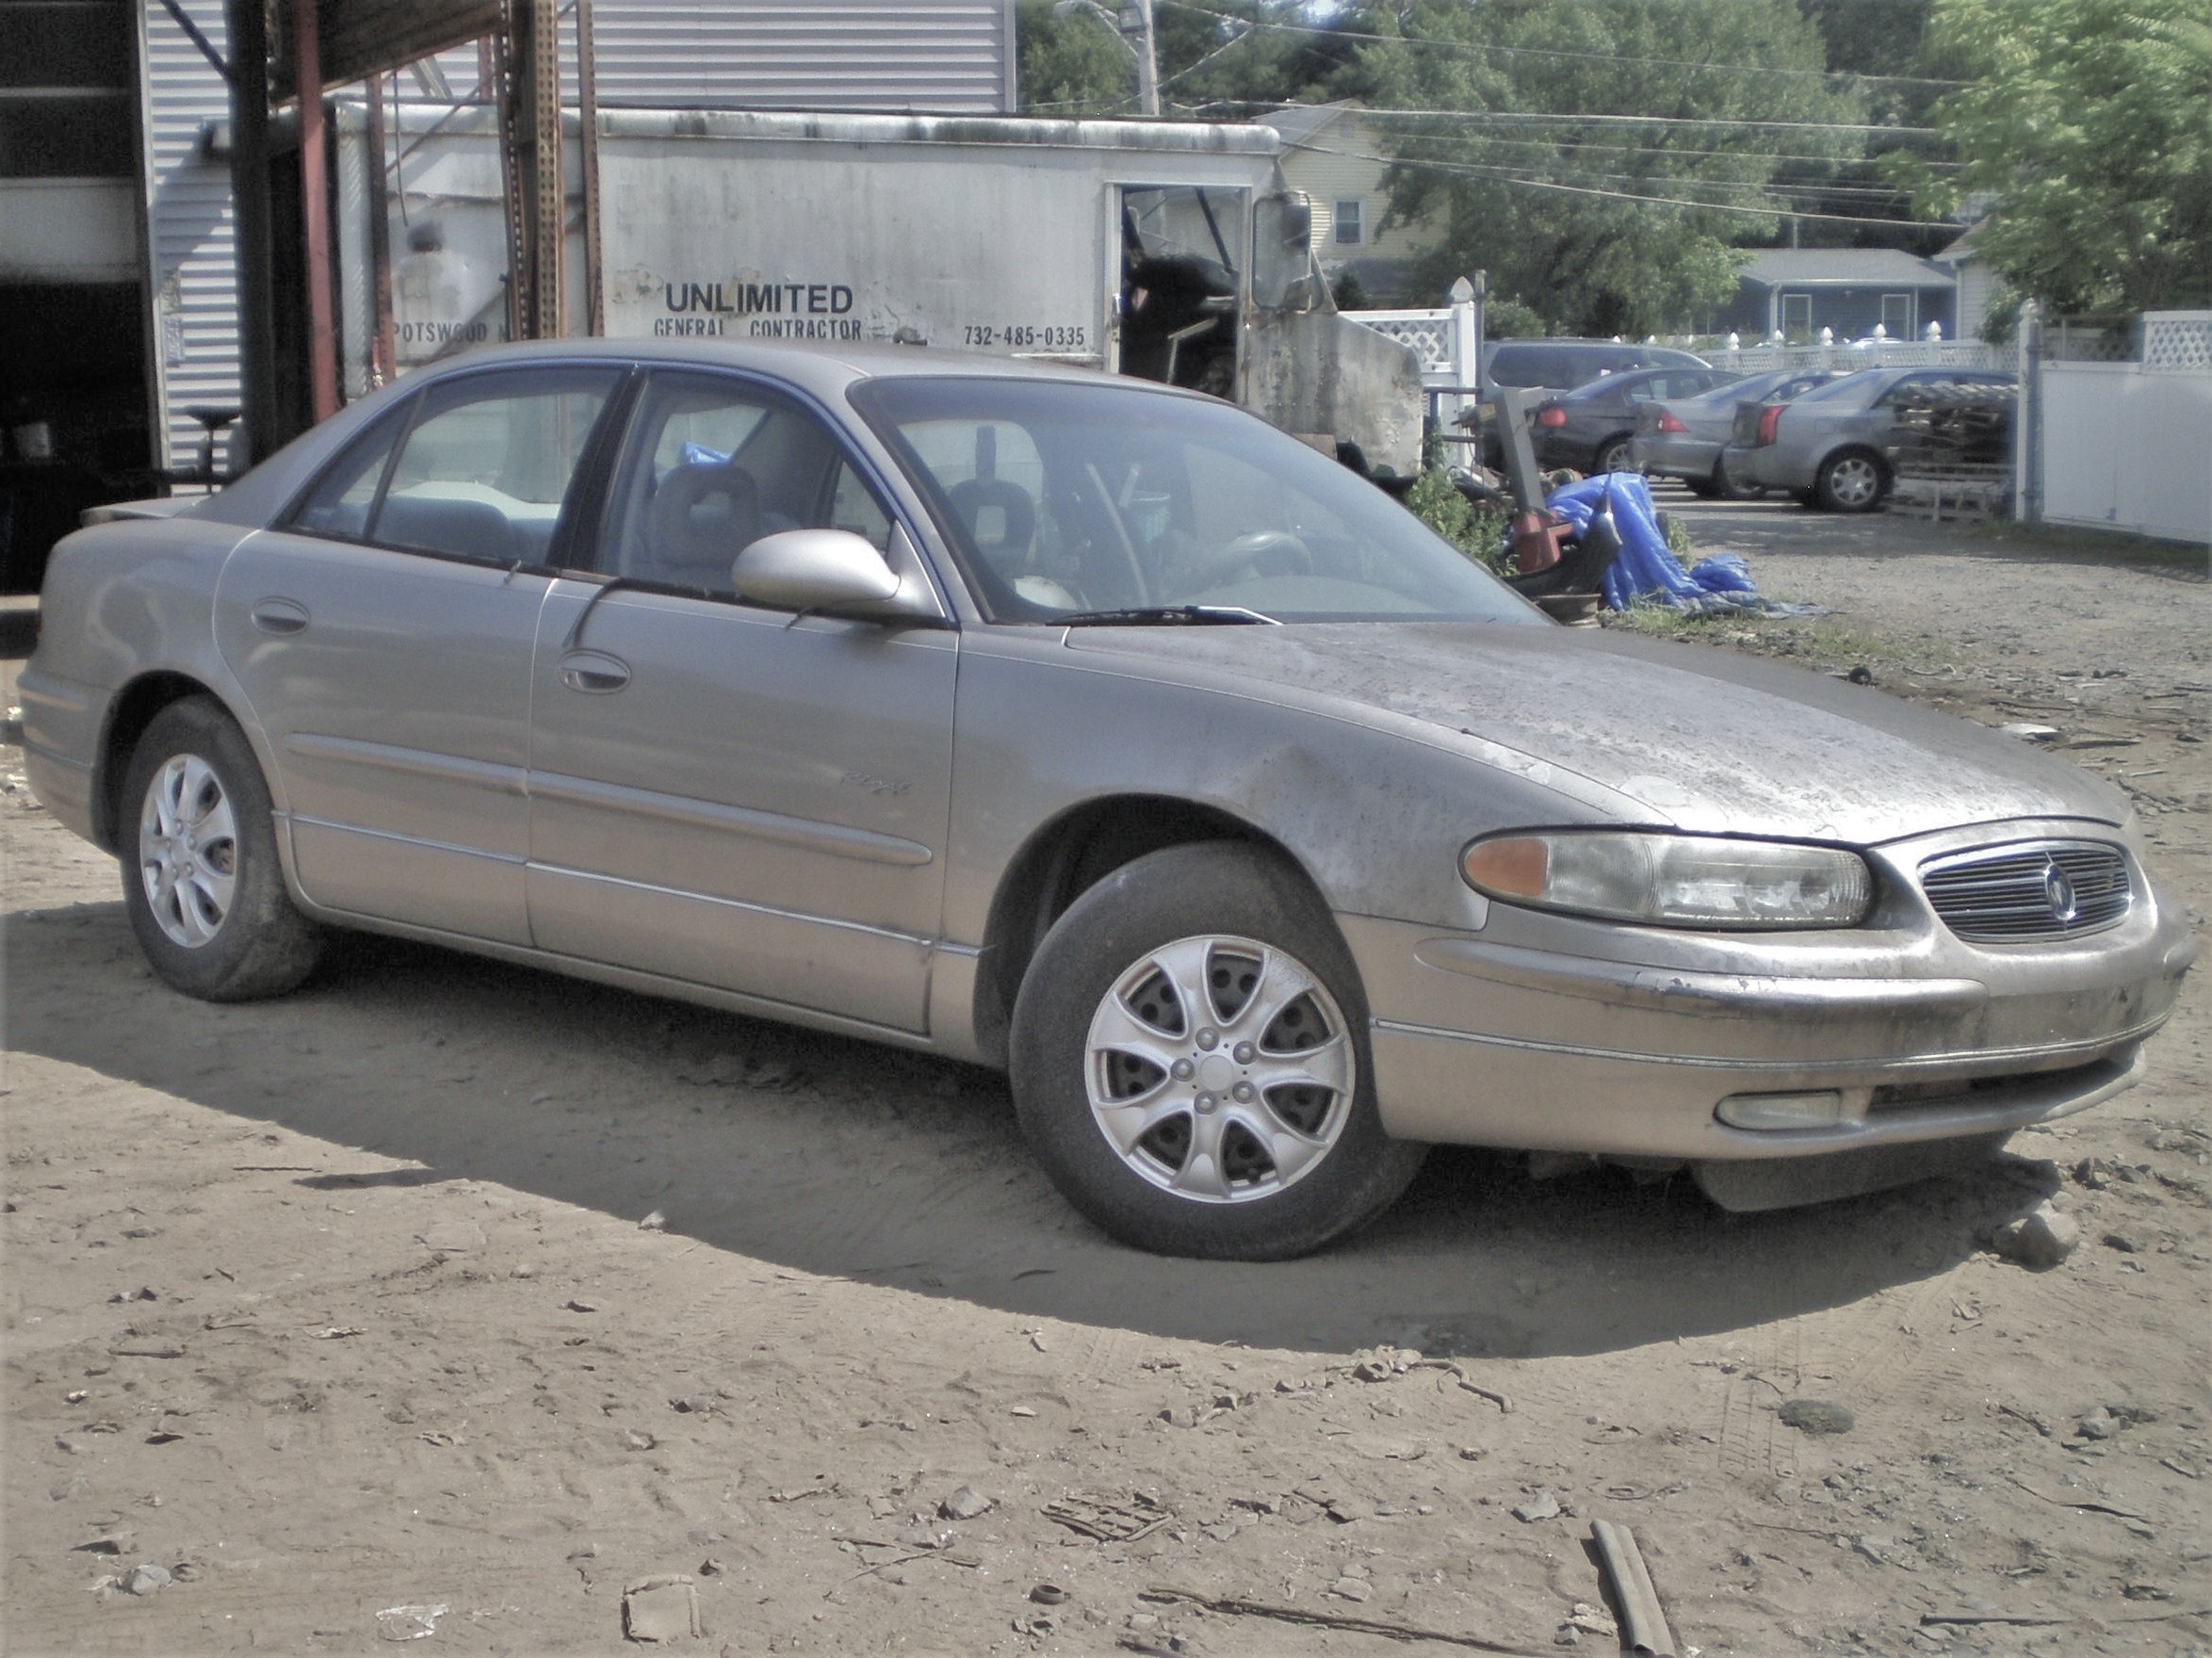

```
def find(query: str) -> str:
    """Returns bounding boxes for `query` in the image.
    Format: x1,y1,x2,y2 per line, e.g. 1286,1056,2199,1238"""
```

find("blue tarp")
1537,473,1766,612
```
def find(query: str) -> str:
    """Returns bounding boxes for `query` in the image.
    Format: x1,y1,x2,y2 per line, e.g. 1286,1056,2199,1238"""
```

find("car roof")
186,336,1216,528
1557,365,1726,402
402,334,1151,402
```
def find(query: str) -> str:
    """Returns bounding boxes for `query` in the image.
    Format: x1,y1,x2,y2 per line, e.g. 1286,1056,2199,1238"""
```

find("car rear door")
214,363,626,945
522,368,958,1034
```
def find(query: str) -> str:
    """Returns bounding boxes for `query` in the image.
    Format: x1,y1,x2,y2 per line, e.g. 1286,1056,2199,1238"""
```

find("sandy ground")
3,507,2208,1658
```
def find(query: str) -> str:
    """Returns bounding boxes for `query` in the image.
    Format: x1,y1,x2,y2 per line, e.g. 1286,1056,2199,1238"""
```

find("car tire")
120,697,323,1001
1712,455,1763,500
1814,448,1888,513
1009,843,1426,1260
1595,436,1635,474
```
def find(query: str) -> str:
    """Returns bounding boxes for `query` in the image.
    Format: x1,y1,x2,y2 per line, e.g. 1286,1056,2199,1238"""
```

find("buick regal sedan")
20,341,2193,1259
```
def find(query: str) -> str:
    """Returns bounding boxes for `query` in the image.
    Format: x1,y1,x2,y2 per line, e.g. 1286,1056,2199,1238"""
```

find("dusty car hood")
1062,622,2127,844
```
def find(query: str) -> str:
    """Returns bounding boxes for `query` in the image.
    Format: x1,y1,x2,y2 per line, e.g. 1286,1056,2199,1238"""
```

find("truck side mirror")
1253,194,1319,313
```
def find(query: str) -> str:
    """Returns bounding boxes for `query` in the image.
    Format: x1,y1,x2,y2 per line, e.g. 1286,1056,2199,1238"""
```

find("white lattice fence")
2142,312,2212,372
1346,308,1454,373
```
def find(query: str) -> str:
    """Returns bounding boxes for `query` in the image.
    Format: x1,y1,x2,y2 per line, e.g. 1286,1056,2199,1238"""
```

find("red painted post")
294,0,339,421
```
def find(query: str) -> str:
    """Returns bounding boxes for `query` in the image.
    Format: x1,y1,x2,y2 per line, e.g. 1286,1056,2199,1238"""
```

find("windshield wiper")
1056,604,1279,626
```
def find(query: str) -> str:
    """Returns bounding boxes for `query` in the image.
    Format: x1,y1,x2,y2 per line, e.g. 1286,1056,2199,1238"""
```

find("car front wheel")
1595,436,1636,474
121,697,322,1000
1814,448,1888,512
1713,454,1764,500
1009,843,1426,1260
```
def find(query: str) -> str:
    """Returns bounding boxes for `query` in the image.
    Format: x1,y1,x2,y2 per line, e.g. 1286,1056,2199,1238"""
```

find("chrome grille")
1920,840,2131,943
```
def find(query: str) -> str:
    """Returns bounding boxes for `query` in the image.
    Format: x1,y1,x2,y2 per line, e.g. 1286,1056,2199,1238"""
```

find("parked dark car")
1723,366,2016,512
1630,367,1854,497
1482,339,1711,400
1528,366,1746,474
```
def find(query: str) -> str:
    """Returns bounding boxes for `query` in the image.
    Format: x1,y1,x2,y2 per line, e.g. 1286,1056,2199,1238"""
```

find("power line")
1352,128,1960,170
1157,1,1967,89
1309,139,1947,226
1294,137,1924,212
1265,101,1944,136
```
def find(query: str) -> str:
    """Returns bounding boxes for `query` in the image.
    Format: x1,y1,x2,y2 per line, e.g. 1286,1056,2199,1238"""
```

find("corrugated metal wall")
139,0,243,478
581,0,1013,113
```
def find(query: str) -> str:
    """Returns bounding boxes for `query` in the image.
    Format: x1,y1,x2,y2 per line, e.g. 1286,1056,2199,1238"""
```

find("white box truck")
334,106,1424,479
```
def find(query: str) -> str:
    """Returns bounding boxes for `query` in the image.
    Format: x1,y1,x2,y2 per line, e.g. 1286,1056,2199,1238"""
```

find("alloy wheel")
138,753,238,948
1083,934,1354,1203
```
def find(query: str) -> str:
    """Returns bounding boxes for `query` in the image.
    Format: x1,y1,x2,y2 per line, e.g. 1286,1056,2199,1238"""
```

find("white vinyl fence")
2021,309,2212,545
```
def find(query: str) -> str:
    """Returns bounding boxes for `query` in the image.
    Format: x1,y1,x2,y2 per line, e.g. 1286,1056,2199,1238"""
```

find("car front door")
523,369,958,1034
214,364,626,945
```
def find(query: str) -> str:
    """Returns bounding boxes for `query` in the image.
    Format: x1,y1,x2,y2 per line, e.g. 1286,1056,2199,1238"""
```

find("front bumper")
1344,820,2196,1168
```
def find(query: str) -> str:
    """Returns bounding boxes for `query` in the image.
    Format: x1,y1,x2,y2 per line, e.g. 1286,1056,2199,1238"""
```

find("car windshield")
852,376,1544,626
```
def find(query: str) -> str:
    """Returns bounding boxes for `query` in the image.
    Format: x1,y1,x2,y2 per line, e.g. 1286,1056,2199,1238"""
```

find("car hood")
1062,623,2127,844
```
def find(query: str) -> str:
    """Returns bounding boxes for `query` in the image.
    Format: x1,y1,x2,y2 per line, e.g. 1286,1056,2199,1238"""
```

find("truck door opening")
1117,186,1244,398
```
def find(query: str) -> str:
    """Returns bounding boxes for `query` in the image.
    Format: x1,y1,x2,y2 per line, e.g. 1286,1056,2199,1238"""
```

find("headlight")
1461,831,1873,929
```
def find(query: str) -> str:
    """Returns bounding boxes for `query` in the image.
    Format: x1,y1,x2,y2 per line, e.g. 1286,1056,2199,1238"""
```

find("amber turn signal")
1461,836,1549,899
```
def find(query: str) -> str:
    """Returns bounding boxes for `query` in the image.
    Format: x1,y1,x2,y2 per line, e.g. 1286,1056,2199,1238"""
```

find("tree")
1017,2,1345,117
1333,1,1868,336
1017,0,1141,116
1896,0,2212,314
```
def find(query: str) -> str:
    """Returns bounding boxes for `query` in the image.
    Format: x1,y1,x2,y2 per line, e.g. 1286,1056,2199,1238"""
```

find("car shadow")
7,901,2058,1361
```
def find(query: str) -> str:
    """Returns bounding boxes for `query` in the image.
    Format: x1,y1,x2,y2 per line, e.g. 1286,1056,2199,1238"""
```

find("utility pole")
1130,0,1159,118
1054,0,1159,116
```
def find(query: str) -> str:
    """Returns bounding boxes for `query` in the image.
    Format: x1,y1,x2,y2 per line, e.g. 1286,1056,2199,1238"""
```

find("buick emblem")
2042,858,2080,924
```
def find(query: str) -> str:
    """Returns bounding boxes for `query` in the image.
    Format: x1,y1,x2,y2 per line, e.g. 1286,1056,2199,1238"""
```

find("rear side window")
286,366,622,565
1489,346,1570,388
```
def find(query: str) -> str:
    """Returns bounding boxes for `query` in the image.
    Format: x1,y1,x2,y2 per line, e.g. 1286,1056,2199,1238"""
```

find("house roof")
1740,249,1953,289
1259,101,1355,148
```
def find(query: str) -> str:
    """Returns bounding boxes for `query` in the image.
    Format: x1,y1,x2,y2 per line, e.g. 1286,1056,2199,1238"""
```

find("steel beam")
293,0,339,421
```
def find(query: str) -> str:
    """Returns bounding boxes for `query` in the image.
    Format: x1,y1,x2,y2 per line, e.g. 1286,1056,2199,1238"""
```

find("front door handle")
560,650,630,693
250,598,310,635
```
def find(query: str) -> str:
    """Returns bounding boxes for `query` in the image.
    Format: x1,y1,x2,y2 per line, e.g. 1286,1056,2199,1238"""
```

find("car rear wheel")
1595,436,1636,474
121,697,322,1000
1814,448,1888,513
1009,843,1426,1260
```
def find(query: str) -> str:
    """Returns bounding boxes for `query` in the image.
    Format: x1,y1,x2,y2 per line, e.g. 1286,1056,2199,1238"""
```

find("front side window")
853,376,1542,626
286,366,621,565
598,371,896,593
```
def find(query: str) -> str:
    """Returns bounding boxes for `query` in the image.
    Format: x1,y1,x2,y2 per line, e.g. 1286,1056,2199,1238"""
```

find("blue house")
1717,249,1960,342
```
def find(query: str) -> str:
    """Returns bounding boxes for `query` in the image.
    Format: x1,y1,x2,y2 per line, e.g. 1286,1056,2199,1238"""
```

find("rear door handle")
250,598,310,635
560,650,630,693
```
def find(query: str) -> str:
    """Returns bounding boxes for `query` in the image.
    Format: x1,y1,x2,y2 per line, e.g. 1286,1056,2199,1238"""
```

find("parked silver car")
21,341,2192,1258
1722,366,2015,512
1631,367,1851,496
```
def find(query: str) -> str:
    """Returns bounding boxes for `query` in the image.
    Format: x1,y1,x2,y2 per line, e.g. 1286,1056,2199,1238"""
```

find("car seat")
648,459,761,587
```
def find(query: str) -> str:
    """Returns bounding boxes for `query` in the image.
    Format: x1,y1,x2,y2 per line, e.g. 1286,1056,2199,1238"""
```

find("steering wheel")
650,461,761,579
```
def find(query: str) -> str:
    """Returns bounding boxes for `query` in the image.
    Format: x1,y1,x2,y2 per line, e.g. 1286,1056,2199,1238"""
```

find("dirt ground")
4,502,2208,1658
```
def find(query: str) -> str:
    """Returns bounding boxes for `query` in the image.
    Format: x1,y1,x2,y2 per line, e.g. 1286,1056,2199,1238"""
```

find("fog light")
1716,1091,1846,1131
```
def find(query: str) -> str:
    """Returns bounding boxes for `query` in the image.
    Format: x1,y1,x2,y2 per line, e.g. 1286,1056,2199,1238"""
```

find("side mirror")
730,528,905,615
